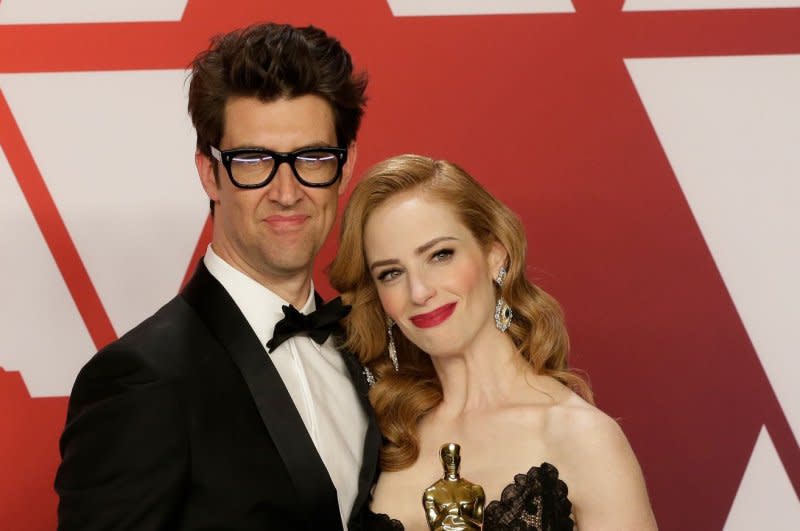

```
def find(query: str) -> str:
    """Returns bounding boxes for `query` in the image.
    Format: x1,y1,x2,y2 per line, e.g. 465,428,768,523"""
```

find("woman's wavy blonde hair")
329,154,592,471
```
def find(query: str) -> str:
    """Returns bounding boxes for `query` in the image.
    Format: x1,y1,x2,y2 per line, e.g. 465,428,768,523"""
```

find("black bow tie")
266,296,351,353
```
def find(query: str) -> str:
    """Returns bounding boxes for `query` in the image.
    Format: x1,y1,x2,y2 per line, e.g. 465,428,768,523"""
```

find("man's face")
197,95,355,287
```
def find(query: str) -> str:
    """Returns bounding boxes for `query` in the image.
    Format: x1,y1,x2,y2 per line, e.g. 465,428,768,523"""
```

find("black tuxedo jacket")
55,262,382,530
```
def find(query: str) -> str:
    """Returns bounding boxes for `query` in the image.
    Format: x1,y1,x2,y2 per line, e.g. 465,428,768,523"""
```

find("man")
55,23,380,530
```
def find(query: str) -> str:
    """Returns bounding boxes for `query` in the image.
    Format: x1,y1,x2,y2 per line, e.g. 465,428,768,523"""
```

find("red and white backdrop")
1,0,798,529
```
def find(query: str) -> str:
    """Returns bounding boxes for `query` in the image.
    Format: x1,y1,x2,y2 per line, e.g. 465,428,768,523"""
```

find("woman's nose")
408,273,435,305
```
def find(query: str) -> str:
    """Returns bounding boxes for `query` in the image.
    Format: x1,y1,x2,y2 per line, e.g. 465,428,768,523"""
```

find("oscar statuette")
422,443,486,530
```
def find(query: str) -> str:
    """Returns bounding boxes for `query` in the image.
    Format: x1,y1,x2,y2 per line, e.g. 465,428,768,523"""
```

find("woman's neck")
430,331,527,417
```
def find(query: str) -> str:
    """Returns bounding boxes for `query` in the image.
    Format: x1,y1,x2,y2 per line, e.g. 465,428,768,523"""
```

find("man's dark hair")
188,22,367,156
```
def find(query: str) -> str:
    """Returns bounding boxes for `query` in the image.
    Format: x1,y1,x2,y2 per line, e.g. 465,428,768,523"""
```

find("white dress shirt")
204,246,367,528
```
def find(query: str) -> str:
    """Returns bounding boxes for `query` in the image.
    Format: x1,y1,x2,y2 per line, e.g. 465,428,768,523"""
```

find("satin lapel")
335,333,382,525
182,263,342,531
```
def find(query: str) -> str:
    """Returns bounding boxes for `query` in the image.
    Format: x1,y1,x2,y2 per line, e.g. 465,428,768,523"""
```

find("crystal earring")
494,266,513,332
387,318,399,371
363,366,376,388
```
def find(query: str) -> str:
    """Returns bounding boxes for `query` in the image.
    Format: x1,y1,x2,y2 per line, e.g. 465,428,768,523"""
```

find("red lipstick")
409,303,456,329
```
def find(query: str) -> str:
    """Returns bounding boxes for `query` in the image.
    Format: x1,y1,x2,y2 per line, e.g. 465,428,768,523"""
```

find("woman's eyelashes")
430,248,454,262
375,249,456,283
376,268,402,283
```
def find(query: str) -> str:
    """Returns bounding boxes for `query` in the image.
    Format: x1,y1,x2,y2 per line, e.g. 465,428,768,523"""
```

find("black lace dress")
363,462,574,531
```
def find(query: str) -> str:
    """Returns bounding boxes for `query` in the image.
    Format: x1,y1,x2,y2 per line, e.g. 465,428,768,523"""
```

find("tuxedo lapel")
181,262,342,531
336,336,382,525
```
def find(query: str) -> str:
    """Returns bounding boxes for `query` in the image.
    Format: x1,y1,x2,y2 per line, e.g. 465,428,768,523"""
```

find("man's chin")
262,249,316,277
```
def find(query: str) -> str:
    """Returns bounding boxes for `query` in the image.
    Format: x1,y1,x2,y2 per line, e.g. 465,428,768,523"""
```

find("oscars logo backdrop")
1,1,798,529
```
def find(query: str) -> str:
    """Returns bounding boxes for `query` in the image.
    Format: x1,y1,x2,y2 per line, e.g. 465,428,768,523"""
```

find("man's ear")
196,150,220,202
338,141,358,196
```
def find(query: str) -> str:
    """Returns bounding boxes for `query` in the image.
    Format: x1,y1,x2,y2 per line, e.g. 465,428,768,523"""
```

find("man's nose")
266,161,303,206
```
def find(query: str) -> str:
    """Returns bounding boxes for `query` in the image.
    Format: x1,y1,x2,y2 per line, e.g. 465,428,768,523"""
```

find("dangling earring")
494,266,513,332
363,366,376,388
387,318,399,371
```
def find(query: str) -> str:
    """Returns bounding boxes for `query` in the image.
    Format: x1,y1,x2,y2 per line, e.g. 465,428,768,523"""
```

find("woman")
330,155,657,530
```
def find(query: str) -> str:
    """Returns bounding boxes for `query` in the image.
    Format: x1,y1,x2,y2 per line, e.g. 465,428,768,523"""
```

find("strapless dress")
363,462,573,531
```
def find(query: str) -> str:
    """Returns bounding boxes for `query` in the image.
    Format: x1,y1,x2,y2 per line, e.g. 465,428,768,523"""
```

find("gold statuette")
422,443,486,531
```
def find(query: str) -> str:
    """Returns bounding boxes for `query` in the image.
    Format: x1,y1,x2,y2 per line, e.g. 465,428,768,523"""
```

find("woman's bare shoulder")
552,393,622,439
542,393,658,529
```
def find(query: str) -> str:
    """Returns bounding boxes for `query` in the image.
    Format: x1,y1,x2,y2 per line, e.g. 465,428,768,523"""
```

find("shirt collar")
203,244,316,350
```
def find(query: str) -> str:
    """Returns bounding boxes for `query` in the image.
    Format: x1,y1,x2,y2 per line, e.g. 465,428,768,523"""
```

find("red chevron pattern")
1,1,798,528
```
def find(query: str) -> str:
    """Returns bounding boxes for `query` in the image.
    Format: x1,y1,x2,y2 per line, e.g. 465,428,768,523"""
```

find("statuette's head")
440,443,461,478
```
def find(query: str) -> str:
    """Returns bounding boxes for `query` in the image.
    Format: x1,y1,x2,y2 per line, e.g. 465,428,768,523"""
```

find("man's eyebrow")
223,141,335,151
369,237,458,272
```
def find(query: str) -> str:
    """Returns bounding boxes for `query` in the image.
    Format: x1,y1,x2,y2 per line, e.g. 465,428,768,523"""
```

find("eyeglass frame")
209,145,348,189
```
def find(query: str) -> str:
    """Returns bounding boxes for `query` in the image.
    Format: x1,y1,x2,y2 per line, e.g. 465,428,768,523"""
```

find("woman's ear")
487,241,509,280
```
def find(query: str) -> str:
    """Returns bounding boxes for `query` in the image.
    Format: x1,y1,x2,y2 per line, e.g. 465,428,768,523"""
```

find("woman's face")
363,191,506,358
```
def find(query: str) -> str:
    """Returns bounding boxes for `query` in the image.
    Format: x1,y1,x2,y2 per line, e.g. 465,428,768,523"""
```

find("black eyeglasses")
210,146,348,189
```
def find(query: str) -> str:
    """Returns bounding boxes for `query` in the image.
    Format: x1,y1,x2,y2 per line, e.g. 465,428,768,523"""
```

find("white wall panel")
0,0,188,24
624,0,800,11
0,70,209,341
723,426,800,530
386,0,574,16
0,149,95,397
626,54,800,445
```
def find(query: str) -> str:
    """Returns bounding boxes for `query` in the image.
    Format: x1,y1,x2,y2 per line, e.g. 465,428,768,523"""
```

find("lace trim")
364,510,403,530
484,462,573,531
365,463,573,531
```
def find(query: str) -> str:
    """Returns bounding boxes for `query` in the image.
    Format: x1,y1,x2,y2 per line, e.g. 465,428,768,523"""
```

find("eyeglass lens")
229,150,340,186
